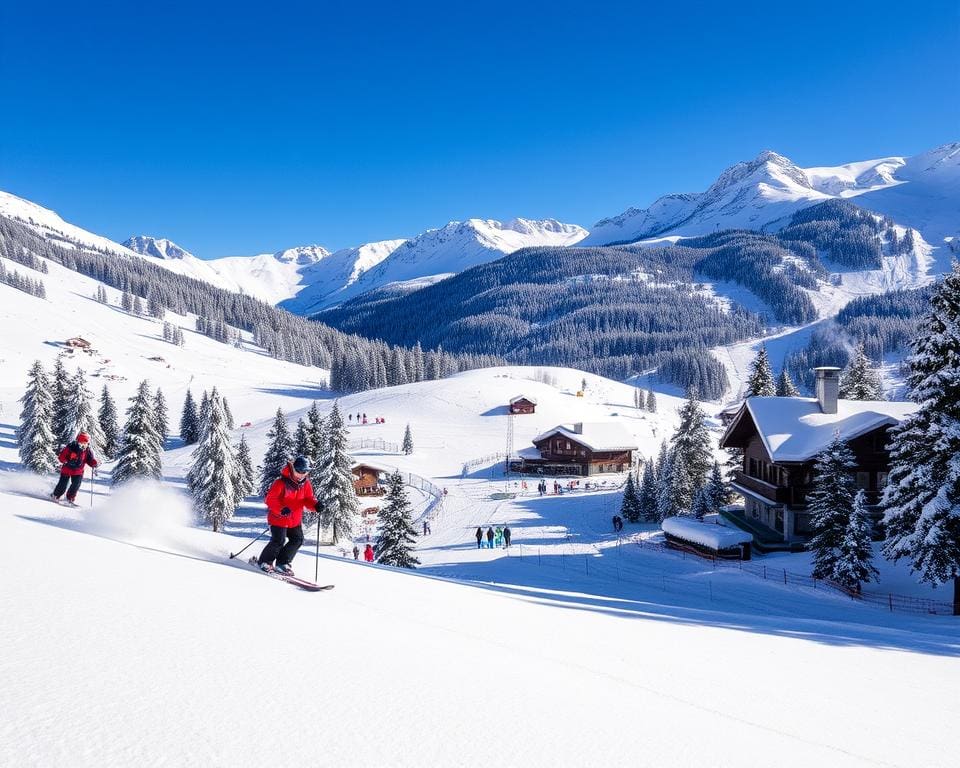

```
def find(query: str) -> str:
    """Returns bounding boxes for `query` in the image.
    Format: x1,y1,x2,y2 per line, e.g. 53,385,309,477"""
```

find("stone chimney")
813,367,841,414
572,422,583,434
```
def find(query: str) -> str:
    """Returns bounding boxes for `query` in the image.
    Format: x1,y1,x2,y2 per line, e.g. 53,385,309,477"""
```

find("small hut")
509,395,537,415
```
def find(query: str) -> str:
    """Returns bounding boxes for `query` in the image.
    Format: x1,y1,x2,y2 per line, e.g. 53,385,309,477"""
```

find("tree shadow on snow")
254,384,333,400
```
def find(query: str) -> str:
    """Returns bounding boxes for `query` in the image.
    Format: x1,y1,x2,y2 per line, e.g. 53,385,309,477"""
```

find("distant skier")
494,526,503,547
353,545,360,560
612,515,623,533
486,527,494,549
51,432,98,505
348,414,353,422
503,527,512,548
475,526,483,548
257,455,317,575
364,543,375,562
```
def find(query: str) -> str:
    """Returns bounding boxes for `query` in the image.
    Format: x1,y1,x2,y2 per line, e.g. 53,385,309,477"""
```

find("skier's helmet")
292,455,311,474
76,432,90,444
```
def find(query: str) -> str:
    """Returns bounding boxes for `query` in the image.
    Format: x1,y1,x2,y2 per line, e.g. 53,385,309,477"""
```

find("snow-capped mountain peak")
271,245,331,266
123,235,196,261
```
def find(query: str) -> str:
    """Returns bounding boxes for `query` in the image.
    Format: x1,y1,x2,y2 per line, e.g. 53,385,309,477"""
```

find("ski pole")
89,469,95,507
229,526,271,559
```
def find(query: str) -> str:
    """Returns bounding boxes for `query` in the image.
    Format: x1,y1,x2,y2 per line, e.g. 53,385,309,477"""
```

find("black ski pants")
259,524,304,567
53,472,83,501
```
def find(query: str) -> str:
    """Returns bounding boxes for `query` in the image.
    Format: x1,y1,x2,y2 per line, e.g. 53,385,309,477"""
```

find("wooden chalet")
509,395,537,415
719,368,917,543
351,462,387,496
509,422,637,476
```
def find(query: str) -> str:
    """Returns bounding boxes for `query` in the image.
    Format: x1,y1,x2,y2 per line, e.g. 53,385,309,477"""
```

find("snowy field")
2,260,960,766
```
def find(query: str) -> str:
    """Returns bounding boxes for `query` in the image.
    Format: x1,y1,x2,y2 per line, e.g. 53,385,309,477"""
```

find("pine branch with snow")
839,343,884,400
259,408,294,498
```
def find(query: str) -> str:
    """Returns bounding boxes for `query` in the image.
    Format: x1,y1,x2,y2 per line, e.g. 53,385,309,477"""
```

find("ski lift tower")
504,412,515,476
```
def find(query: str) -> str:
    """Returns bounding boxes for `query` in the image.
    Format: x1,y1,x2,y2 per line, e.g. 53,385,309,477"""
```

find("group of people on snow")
475,525,511,549
536,479,566,496
347,412,386,426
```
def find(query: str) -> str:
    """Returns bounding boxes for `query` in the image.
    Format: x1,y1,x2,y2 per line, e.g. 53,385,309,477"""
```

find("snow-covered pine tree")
259,408,294,498
881,260,960,613
690,488,711,520
294,418,310,459
222,396,234,430
839,342,884,400
639,458,658,521
187,388,237,532
670,388,712,502
620,472,641,523
746,345,776,397
646,390,657,413
69,368,104,456
776,368,800,397
98,384,120,460
305,401,325,467
705,461,726,515
18,360,58,474
832,489,879,594
112,380,163,486
655,448,681,520
199,390,211,435
806,435,857,581
153,388,168,444
179,389,200,445
315,403,358,542
375,471,420,568
51,356,73,447
132,295,144,315
402,423,414,455
232,433,256,508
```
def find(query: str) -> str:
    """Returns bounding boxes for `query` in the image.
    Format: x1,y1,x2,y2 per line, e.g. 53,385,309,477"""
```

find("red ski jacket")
265,464,318,528
58,442,98,477
364,545,375,562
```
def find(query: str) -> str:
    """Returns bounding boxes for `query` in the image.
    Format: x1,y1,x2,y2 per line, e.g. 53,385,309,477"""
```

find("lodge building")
719,367,916,543
509,422,637,476
509,395,537,415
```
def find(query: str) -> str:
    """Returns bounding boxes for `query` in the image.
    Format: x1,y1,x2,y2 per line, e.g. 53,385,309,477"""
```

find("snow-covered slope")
584,142,960,250
319,218,588,309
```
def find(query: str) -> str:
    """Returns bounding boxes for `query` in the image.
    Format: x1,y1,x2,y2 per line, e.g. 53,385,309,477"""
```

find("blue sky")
1,1,957,257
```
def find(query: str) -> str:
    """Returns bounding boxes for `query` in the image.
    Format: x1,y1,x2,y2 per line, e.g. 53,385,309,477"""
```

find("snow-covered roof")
661,516,753,549
533,422,637,452
726,397,918,462
510,395,537,405
514,446,543,460
350,460,392,474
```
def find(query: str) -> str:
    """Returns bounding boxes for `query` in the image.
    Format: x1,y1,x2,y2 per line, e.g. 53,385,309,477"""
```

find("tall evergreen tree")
315,403,358,542
690,488,711,520
259,408,294,498
638,458,658,521
670,389,713,501
187,388,237,532
806,435,857,581
233,433,256,508
199,390,211,435
51,356,73,447
222,396,234,430
153,388,169,444
776,368,800,397
375,471,420,568
839,342,884,400
402,423,414,455
646,390,657,413
18,360,58,474
833,489,879,594
69,368,104,456
882,261,960,613
179,389,200,445
98,384,120,460
746,345,776,397
112,381,164,485
704,461,726,515
620,472,642,523
294,418,310,459
305,401,326,467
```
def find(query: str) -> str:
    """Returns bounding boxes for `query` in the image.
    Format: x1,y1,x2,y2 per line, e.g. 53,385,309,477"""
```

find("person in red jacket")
363,543,375,562
51,432,98,505
257,455,318,575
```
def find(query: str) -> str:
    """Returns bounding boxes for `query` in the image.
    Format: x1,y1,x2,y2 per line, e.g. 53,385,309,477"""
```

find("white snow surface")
733,397,918,462
662,515,753,548
584,142,960,251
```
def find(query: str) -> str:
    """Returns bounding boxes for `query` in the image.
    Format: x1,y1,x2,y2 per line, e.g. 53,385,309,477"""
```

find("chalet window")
877,472,889,488
856,472,870,490
565,441,571,450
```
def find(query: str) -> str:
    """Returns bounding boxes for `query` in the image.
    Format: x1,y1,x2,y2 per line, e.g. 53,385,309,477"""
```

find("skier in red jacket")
257,456,318,575
364,543,375,562
51,432,98,505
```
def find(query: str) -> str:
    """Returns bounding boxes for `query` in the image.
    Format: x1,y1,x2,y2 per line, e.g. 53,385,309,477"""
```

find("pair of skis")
246,556,334,592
